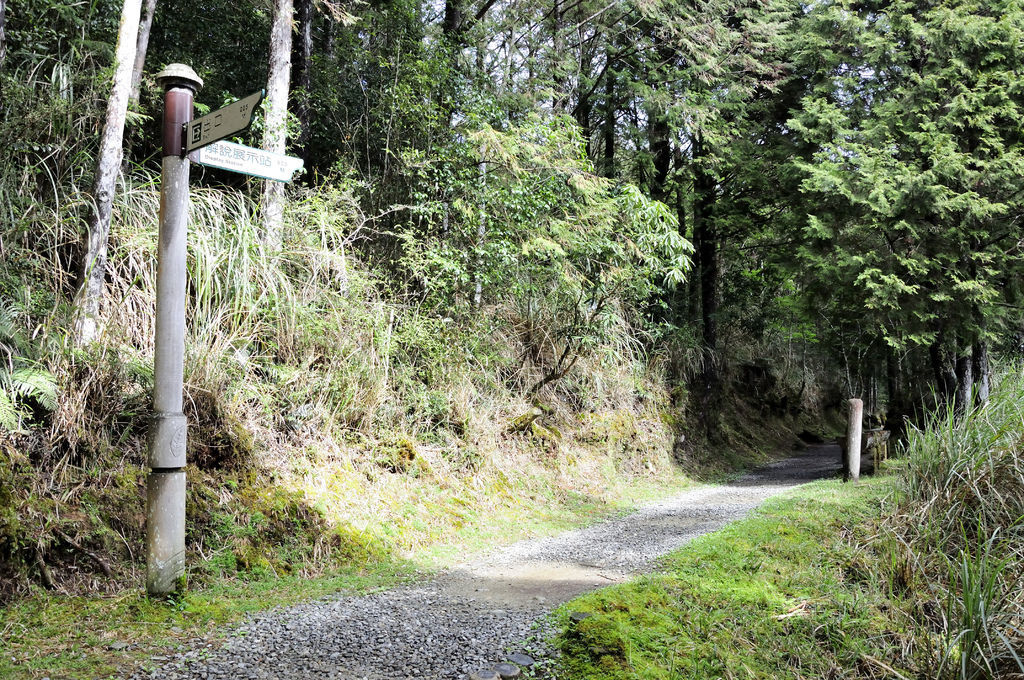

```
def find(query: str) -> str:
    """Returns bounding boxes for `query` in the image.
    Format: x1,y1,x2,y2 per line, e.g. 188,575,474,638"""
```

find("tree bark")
886,347,900,408
972,340,990,404
601,58,615,178
648,35,673,202
128,0,158,107
473,142,486,308
0,0,7,71
954,353,972,413
573,32,594,158
648,112,670,201
294,0,313,154
262,0,294,249
574,89,592,158
550,0,566,110
692,134,720,424
443,0,466,40
929,335,956,403
693,137,718,356
74,0,143,343
439,0,467,128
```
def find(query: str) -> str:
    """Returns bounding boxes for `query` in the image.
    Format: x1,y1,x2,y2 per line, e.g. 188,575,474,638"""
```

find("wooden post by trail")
147,63,202,596
845,398,863,483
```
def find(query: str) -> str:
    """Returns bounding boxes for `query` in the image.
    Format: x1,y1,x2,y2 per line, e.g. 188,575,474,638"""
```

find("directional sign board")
191,140,304,183
185,90,263,154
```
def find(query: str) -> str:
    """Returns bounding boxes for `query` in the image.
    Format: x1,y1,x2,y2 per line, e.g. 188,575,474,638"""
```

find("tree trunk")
601,59,615,178
692,135,719,425
443,0,466,40
886,347,900,408
128,0,157,107
0,0,7,71
574,91,592,159
648,36,673,202
695,197,719,354
648,113,670,201
74,0,143,343
954,353,972,413
473,142,486,308
971,302,990,405
693,138,718,356
929,335,955,403
262,0,294,249
550,0,566,110
323,14,336,60
438,0,466,128
573,39,593,158
972,340,990,404
294,0,313,154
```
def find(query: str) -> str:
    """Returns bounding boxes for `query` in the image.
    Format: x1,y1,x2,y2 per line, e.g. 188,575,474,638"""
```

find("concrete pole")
845,398,863,483
147,63,202,596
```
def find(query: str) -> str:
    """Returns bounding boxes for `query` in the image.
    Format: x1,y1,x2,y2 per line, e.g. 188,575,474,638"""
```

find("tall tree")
626,0,794,416
74,0,143,343
789,0,1024,404
293,0,313,154
262,0,294,248
128,0,158,106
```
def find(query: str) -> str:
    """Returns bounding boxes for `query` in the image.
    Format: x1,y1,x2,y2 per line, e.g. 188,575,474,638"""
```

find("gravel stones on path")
125,445,838,680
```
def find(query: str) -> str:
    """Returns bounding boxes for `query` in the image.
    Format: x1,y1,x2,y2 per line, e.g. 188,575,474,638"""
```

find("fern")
0,364,57,432
0,389,19,431
0,305,18,356
10,367,57,412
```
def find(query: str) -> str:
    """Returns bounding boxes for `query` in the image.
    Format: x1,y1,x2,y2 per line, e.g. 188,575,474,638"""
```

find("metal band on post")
147,63,202,596
148,412,188,469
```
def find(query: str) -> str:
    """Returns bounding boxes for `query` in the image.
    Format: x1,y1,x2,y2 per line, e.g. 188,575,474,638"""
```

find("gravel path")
125,444,839,680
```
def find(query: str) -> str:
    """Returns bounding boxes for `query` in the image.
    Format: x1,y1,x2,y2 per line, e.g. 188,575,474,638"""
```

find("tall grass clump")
895,368,1024,678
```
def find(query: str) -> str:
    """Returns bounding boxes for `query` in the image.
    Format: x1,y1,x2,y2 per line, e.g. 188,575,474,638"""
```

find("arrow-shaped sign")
184,90,263,154
192,141,304,183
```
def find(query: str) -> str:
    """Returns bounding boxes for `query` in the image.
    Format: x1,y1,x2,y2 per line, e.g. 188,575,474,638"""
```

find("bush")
892,368,1024,679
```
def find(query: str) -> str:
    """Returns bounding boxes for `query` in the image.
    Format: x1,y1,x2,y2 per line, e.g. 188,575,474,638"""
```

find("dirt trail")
128,444,840,680
439,443,840,608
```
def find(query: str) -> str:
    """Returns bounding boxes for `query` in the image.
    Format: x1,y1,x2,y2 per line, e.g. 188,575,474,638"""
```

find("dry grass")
0,168,694,599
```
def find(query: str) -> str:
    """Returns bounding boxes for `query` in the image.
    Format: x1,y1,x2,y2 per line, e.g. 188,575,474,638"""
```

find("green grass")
552,477,915,680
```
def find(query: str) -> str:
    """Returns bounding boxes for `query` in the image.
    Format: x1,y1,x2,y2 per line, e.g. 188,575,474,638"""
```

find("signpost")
192,140,304,182
148,64,202,596
185,90,263,153
147,64,301,596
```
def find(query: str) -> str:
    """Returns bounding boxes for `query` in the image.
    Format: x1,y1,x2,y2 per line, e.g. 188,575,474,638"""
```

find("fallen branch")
861,655,912,680
34,547,55,589
56,529,113,578
508,406,544,433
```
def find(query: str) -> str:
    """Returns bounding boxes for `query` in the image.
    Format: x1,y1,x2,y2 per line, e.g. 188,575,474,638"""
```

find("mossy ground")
553,476,917,680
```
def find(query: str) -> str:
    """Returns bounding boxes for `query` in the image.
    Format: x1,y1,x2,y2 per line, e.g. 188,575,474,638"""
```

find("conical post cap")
155,63,203,92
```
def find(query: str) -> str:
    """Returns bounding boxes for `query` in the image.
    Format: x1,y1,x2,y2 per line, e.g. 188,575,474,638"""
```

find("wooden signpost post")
147,64,302,596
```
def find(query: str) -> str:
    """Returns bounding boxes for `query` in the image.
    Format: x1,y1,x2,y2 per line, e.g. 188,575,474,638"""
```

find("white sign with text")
192,140,304,183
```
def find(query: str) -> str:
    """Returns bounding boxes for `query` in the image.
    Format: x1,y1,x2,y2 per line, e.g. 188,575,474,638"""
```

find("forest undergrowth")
0,165,831,677
0,167,827,600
